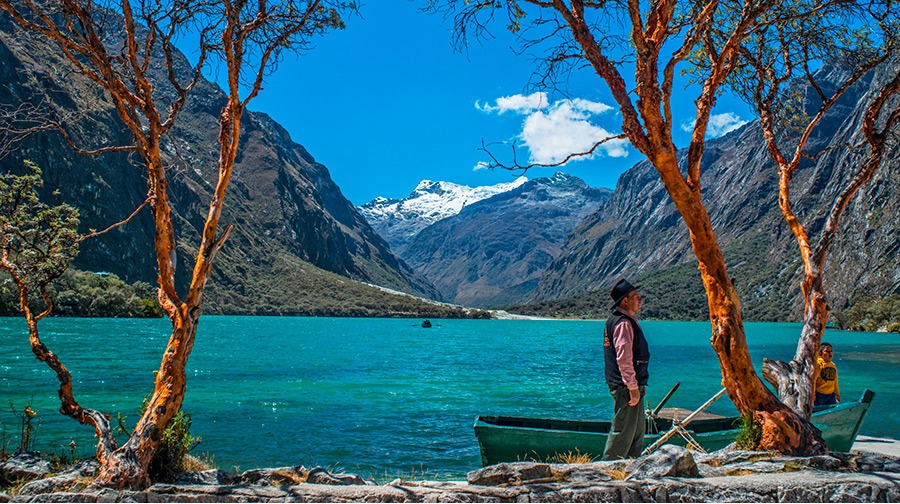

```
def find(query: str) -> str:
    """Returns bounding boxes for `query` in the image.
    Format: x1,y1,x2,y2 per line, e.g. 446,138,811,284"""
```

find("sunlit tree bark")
698,5,900,419
757,60,900,418
426,0,895,454
0,0,355,489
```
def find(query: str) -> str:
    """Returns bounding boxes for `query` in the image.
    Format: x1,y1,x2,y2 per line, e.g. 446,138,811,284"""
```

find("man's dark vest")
604,307,650,387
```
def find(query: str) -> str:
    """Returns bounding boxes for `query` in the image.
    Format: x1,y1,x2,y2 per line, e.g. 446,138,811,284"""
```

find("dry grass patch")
603,467,629,480
268,468,308,485
3,478,30,497
548,449,597,465
550,468,569,483
724,468,756,477
63,476,95,492
182,453,216,473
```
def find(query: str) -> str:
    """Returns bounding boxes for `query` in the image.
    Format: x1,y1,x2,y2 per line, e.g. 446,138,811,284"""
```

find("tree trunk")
653,154,826,455
27,320,118,464
93,306,199,489
760,67,900,425
695,225,826,455
92,66,236,493
762,272,827,419
0,246,119,464
753,51,900,429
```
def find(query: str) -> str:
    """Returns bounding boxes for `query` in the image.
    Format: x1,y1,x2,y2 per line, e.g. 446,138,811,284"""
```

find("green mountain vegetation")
204,251,490,318
0,265,490,319
504,264,900,333
833,295,900,333
501,233,800,322
0,270,163,318
497,264,710,321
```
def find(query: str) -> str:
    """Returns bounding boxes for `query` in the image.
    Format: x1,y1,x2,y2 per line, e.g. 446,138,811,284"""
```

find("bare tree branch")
78,196,151,243
478,134,628,173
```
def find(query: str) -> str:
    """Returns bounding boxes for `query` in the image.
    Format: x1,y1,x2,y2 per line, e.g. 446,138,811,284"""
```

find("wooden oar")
641,387,728,456
649,382,681,417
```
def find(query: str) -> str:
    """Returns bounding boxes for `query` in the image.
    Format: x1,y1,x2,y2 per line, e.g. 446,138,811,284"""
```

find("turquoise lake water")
0,317,897,480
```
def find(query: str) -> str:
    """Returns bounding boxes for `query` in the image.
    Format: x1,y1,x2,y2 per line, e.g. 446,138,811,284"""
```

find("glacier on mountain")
359,177,528,253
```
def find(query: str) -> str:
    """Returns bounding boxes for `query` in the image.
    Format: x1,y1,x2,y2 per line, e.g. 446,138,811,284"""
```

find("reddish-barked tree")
719,11,900,416
0,0,356,489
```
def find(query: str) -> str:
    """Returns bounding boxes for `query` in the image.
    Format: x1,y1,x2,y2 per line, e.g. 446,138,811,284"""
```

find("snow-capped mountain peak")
359,176,528,254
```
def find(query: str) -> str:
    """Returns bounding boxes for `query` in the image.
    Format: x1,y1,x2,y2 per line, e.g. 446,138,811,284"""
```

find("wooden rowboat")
474,389,874,466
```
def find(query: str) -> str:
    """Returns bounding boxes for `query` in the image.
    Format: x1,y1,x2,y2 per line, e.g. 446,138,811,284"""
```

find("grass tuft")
734,413,762,450
268,468,307,485
550,468,571,483
377,464,440,485
547,449,597,465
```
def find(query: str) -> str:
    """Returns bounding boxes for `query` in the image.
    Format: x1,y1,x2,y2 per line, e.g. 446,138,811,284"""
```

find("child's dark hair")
821,342,833,349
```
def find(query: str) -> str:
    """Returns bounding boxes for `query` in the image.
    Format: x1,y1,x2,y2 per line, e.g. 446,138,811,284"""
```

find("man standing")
602,278,650,460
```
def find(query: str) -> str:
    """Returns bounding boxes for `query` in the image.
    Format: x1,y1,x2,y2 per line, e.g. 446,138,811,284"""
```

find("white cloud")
681,112,748,138
568,98,613,115
477,94,628,166
473,161,491,171
708,112,748,137
521,101,628,164
477,92,548,114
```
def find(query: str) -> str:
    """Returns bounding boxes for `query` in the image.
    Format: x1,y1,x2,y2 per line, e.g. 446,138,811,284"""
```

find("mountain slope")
529,62,900,320
0,13,441,312
399,173,611,307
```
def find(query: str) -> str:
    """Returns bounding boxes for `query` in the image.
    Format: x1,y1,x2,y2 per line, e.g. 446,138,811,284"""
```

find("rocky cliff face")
396,173,611,307
0,14,439,312
533,62,900,320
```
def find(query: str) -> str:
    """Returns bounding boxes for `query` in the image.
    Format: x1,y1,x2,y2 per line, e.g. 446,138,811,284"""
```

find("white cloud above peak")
477,93,628,166
681,112,748,138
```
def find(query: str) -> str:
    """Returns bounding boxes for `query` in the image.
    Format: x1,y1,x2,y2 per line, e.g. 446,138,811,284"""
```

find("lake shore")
2,439,899,502
4,318,897,479
852,435,900,458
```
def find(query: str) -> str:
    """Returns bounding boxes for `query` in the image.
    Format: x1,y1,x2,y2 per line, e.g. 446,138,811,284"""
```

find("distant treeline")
498,264,712,321
0,270,164,318
502,269,900,334
0,268,492,320
833,295,900,333
3,267,893,329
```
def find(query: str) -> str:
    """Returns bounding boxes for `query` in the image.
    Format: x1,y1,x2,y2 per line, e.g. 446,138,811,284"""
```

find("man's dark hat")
610,278,639,307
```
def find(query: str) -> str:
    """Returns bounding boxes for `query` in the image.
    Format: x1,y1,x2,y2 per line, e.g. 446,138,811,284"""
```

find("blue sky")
245,3,752,206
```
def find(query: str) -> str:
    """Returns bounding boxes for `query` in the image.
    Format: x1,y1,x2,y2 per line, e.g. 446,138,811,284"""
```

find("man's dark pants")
602,385,646,460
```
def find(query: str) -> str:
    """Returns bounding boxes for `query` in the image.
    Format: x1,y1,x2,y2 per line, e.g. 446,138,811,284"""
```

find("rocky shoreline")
2,441,900,503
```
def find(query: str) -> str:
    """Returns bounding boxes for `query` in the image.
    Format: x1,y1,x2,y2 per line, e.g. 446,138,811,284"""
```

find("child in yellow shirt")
814,342,840,406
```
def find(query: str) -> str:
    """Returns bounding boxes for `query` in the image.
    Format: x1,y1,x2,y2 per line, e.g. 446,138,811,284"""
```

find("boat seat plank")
657,407,726,422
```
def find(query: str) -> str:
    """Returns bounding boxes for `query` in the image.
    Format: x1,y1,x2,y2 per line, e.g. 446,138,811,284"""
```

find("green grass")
734,413,762,450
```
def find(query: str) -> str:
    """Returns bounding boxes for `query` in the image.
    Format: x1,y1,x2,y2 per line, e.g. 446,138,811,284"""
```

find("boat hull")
474,390,874,466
